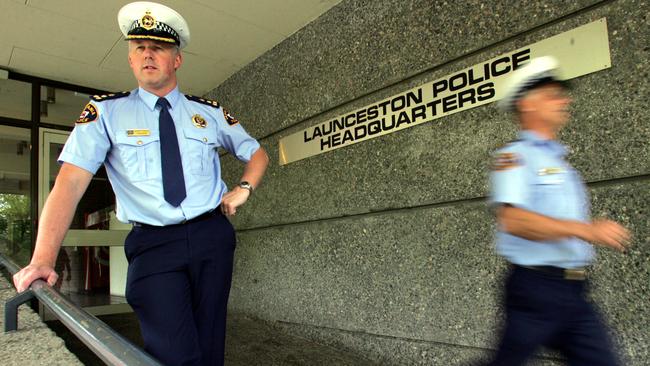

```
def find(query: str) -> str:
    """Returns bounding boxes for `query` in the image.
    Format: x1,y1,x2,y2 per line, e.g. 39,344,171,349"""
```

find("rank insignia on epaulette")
191,114,208,128
91,91,130,102
492,152,522,171
184,94,220,108
223,108,239,126
76,102,98,124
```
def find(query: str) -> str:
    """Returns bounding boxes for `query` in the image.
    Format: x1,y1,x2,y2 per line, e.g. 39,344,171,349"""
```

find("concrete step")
0,275,83,366
1,270,376,366
49,311,378,365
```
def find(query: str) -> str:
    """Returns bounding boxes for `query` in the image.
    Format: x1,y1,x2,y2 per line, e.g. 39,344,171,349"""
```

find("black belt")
515,264,587,281
132,208,220,228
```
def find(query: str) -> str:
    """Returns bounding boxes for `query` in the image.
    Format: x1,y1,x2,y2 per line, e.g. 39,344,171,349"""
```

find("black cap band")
127,19,180,45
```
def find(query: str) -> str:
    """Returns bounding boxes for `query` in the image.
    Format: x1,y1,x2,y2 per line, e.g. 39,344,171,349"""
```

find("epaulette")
91,91,130,102
492,151,522,171
185,94,220,108
497,138,522,149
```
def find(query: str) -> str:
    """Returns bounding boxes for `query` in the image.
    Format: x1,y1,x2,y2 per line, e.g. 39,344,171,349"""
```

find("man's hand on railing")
13,264,58,292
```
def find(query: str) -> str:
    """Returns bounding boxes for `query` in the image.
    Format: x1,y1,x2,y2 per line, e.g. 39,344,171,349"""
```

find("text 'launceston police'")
304,49,530,151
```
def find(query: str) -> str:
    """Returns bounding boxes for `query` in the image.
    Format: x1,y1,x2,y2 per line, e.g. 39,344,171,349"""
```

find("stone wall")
0,274,82,365
207,1,649,364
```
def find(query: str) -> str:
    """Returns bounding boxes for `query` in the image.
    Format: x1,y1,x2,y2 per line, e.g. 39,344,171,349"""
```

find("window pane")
46,137,121,303
0,125,31,266
0,79,31,121
47,142,115,230
40,87,92,127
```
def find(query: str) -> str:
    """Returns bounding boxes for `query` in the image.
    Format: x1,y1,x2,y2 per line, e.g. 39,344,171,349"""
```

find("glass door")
0,125,32,267
40,128,131,316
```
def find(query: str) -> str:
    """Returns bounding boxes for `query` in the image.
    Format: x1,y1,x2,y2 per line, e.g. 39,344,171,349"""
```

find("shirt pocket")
533,173,567,215
182,127,218,176
114,133,160,182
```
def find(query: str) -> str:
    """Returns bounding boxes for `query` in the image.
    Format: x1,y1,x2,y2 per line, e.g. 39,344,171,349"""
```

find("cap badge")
192,114,208,128
141,11,156,30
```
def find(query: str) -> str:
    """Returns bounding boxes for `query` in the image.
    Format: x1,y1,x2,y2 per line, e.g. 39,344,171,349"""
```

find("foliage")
0,194,31,266
0,193,30,219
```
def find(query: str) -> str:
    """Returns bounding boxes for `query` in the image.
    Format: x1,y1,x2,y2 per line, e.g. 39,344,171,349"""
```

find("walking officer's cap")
118,1,191,49
498,56,568,112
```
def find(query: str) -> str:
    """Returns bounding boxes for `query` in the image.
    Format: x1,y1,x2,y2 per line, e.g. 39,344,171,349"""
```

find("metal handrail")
0,253,162,366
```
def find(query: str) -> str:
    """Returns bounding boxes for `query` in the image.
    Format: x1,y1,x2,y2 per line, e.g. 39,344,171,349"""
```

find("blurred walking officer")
487,56,630,365
13,2,268,365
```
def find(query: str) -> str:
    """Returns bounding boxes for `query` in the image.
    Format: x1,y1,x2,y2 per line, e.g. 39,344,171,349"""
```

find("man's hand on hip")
220,186,251,216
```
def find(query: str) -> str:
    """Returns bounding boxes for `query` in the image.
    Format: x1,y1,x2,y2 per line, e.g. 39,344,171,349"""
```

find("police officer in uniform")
13,2,269,365
487,56,630,365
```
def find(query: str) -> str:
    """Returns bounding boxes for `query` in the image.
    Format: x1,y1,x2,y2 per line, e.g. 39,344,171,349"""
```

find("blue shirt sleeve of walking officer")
489,131,594,268
490,142,530,209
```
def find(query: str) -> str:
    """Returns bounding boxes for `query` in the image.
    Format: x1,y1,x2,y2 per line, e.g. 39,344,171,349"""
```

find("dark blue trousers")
124,211,236,366
489,265,620,366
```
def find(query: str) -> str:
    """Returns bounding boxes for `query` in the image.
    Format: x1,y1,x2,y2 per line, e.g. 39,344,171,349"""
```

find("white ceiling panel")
25,0,131,31
173,2,285,63
0,1,25,33
2,2,121,66
2,0,342,96
0,43,12,67
10,47,135,92
100,41,131,73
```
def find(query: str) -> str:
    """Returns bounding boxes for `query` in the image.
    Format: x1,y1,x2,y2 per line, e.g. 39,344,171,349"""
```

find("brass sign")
279,19,611,165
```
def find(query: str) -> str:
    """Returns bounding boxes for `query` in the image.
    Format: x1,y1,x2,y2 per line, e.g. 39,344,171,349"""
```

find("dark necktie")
156,97,187,207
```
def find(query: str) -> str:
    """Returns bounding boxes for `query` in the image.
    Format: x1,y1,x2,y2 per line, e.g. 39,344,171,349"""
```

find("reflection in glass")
0,125,31,266
0,79,31,121
48,141,116,297
48,143,115,230
40,87,92,127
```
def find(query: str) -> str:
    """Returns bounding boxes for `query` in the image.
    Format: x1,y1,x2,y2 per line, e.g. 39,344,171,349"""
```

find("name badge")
126,129,150,137
538,167,565,176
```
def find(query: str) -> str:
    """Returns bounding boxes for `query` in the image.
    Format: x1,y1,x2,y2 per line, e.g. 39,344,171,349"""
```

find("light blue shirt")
489,130,594,268
59,86,260,226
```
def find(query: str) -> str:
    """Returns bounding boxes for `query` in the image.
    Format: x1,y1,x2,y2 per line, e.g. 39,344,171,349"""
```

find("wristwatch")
238,181,253,195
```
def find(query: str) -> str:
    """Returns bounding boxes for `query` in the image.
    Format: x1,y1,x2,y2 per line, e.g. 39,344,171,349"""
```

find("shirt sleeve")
58,100,111,174
489,146,530,208
215,107,260,162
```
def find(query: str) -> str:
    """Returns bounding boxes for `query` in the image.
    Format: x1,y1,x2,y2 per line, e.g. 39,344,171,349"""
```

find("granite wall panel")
206,0,649,364
273,321,563,366
220,0,649,229
229,181,648,364
207,0,601,139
